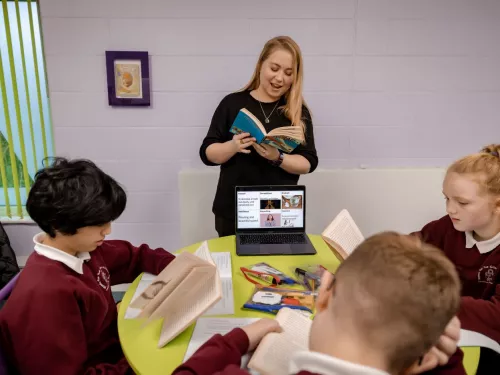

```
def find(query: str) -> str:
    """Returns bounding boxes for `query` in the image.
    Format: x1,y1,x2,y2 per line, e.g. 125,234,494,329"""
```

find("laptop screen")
236,186,305,231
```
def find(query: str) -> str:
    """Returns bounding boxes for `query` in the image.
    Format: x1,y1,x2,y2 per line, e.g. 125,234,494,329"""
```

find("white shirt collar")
465,231,500,254
289,351,390,375
33,233,91,274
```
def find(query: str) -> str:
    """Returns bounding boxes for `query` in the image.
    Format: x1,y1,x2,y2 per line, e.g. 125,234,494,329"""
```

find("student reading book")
130,241,222,347
230,108,304,153
0,158,176,375
321,209,365,261
172,232,466,375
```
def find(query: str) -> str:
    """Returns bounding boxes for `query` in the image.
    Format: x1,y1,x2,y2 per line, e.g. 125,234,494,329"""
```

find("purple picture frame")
105,51,150,106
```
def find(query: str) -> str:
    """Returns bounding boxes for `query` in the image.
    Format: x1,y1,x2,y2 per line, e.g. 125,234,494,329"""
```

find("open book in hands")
129,241,222,348
248,308,312,375
229,108,304,153
321,209,365,261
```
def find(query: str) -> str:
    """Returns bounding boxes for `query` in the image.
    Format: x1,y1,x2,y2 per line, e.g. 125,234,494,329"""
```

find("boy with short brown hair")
173,232,463,375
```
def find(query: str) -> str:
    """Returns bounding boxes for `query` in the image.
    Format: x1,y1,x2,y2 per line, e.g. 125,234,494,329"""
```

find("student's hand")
232,133,255,154
252,143,280,161
241,318,282,352
407,316,461,374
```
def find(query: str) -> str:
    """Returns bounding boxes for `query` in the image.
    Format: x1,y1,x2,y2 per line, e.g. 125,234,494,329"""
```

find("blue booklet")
229,108,303,153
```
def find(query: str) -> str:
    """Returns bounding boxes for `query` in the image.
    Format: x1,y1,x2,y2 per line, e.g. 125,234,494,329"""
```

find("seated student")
415,144,500,341
0,157,176,374
172,232,464,375
413,144,500,372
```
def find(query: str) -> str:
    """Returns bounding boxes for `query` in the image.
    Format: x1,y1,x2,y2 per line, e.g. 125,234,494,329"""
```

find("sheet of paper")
203,252,234,316
458,329,500,354
184,317,259,361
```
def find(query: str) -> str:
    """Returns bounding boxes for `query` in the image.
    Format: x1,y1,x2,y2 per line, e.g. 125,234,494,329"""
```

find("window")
0,0,54,220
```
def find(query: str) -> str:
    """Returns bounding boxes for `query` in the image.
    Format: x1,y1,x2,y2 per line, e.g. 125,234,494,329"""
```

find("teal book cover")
229,108,301,153
229,109,266,143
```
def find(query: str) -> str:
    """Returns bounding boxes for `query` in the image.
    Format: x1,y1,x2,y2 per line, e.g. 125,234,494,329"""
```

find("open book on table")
247,308,312,375
229,108,304,153
129,241,222,348
321,209,365,261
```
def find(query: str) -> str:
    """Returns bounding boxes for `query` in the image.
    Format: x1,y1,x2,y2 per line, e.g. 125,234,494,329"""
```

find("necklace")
258,99,280,124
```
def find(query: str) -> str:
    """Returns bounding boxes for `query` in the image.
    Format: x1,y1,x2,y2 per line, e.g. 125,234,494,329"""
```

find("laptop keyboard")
240,233,307,245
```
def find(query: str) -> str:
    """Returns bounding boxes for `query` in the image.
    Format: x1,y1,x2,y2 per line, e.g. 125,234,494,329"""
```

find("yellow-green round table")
117,235,480,375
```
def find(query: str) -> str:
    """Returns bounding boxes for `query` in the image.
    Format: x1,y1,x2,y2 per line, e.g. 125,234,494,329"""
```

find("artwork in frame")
105,51,151,106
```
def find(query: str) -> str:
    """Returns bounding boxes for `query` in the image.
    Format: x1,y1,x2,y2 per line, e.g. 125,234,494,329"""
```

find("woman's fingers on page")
241,139,255,149
233,134,255,153
252,143,267,157
242,319,282,352
233,132,251,140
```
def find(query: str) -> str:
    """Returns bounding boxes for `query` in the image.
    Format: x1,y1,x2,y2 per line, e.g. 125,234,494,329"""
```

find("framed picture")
105,51,150,106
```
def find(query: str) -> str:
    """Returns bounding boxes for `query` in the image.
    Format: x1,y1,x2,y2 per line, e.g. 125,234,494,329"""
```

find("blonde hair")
333,232,460,373
447,144,500,196
240,36,308,137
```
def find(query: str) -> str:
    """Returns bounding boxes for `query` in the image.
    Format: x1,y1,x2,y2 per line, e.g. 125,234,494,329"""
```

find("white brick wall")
11,0,499,256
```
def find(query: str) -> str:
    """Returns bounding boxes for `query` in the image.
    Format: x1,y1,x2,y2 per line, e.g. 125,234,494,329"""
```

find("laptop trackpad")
260,243,292,254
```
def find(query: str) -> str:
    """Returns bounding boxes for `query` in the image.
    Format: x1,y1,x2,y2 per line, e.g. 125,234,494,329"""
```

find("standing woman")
199,36,318,237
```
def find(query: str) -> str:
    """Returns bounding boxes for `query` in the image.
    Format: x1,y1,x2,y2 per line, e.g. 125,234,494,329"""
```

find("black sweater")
199,90,318,221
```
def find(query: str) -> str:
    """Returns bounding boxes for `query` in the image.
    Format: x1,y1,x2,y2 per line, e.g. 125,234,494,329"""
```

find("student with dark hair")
0,157,175,375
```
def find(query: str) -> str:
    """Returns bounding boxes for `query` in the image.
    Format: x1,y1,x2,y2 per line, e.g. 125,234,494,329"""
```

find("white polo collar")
465,231,500,254
289,351,390,375
33,233,91,274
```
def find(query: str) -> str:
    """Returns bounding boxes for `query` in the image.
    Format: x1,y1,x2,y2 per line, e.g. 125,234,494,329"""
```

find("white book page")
125,249,217,320
204,252,234,316
459,329,500,354
183,317,259,361
155,267,222,347
322,209,364,256
194,241,214,265
129,252,209,314
248,308,312,375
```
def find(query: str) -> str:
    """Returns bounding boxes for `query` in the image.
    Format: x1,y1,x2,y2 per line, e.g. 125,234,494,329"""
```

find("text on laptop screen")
237,190,304,229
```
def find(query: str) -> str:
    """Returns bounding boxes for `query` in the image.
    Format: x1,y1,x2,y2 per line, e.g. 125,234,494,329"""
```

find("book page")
204,252,234,316
152,267,222,347
267,126,305,142
459,329,500,354
183,317,259,361
322,209,364,258
248,308,312,375
194,241,214,265
130,252,211,316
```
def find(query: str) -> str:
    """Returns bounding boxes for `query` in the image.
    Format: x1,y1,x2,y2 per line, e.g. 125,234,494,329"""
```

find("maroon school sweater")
172,328,466,375
0,240,174,375
417,215,500,343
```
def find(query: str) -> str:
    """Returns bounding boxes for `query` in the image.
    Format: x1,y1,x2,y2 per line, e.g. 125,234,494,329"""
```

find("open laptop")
235,185,316,256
